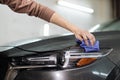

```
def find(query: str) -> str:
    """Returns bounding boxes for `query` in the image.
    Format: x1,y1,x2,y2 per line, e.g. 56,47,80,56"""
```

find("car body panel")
0,31,120,80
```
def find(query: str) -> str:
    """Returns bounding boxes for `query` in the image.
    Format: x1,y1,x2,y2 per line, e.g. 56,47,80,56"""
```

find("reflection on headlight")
92,71,108,77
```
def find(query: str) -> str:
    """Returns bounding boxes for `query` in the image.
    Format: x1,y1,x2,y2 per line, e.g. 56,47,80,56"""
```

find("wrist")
68,24,80,34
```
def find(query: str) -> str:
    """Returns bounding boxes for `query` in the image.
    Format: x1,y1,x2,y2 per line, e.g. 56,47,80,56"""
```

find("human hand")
49,13,96,45
73,27,96,46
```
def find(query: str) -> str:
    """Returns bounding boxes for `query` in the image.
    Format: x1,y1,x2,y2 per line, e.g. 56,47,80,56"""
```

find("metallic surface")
1,31,120,80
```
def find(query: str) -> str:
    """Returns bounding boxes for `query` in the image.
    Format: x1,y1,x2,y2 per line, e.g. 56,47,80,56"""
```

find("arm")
50,13,95,46
0,0,95,45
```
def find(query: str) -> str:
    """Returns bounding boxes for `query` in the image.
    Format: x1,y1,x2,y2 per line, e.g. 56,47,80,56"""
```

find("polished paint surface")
1,31,120,80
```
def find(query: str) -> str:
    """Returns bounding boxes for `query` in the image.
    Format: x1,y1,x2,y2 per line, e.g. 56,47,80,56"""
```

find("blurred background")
0,0,119,45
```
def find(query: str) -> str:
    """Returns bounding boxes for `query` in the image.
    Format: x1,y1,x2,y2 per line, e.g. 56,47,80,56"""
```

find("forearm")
50,12,95,46
50,13,78,33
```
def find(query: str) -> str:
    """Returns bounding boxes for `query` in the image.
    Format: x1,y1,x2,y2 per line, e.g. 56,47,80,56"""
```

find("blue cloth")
76,39,100,52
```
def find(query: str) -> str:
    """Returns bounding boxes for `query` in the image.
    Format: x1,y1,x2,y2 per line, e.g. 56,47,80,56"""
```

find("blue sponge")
76,39,100,52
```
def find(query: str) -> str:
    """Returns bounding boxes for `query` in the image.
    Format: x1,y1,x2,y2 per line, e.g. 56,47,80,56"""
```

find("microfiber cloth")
76,39,100,52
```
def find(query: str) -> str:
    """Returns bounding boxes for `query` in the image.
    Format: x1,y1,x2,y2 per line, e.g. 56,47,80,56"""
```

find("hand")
50,13,96,45
73,27,96,46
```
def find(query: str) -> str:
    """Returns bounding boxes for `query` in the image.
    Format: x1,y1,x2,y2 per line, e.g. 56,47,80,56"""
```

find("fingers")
82,34,89,46
90,34,96,46
75,35,83,41
86,32,96,46
75,31,96,46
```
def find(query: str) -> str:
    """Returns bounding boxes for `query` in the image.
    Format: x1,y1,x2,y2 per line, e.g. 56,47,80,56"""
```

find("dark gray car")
0,19,120,80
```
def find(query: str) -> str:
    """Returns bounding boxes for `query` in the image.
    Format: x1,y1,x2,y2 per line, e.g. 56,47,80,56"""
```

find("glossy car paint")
0,31,120,80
